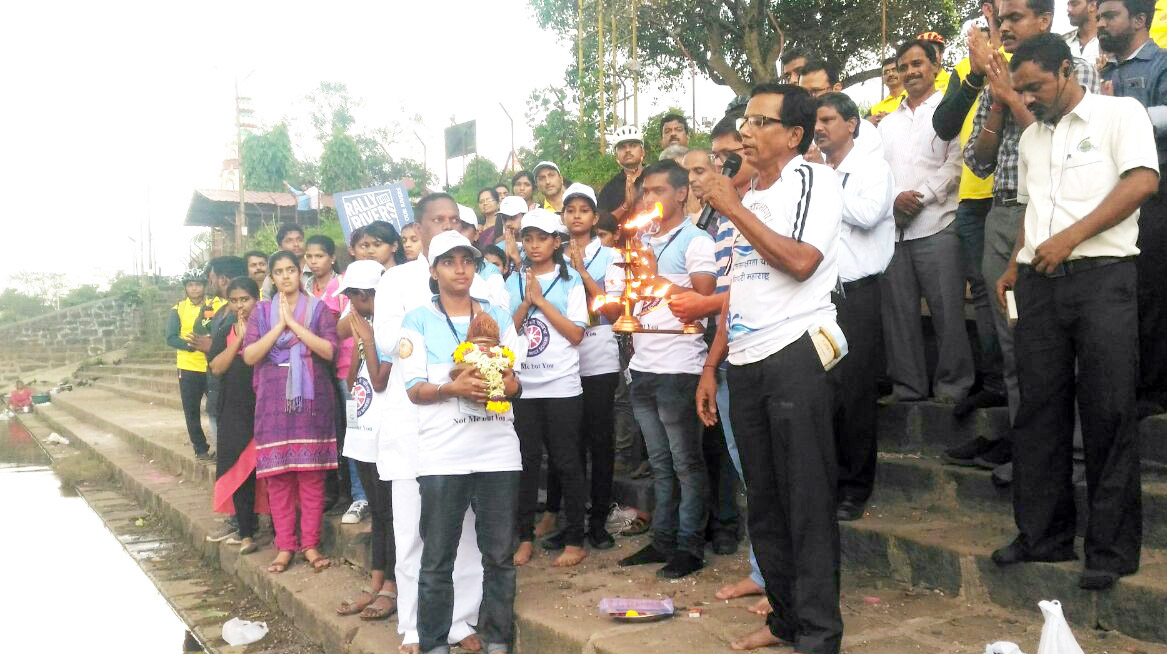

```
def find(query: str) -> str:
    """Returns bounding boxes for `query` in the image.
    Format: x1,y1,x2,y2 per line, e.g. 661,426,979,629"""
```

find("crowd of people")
159,1,1166,652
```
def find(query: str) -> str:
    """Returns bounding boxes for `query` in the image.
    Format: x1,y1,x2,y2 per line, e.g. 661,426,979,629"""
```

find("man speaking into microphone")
697,83,845,654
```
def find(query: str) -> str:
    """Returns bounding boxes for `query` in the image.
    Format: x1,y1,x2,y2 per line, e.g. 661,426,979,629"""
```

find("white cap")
520,208,563,235
457,204,478,227
334,260,385,296
533,161,560,176
428,230,481,262
498,195,528,217
611,124,643,147
562,182,597,208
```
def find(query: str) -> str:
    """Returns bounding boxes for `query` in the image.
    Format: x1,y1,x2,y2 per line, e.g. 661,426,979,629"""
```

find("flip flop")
267,550,294,574
359,589,398,621
337,587,376,616
304,549,331,572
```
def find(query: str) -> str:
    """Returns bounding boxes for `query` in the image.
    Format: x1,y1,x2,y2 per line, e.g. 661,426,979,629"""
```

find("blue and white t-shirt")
576,238,620,377
505,264,588,398
342,357,383,464
604,220,718,375
399,301,525,476
727,156,841,366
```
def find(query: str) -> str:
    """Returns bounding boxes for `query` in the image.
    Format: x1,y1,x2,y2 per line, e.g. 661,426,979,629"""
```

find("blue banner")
333,183,414,241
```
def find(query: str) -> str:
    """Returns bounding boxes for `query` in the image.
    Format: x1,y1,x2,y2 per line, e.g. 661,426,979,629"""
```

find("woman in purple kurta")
243,250,339,574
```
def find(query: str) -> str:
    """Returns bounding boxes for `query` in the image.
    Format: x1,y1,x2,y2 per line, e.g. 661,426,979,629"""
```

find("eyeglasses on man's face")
736,115,785,131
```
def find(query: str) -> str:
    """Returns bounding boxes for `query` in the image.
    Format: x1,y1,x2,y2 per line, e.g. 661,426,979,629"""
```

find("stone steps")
41,387,1167,647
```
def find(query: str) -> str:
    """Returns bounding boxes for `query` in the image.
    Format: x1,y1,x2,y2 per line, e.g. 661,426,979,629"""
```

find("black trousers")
233,474,257,539
177,369,209,454
1013,262,1142,574
355,460,396,576
728,334,842,654
1137,176,1167,405
514,395,586,545
831,276,883,504
545,373,619,528
327,378,351,503
703,418,740,539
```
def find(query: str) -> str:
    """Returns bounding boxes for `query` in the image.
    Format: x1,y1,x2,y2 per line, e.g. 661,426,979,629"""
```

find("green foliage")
448,157,504,211
59,285,101,308
530,0,973,94
356,128,435,195
518,86,618,192
246,213,346,254
320,129,366,194
305,81,358,142
0,288,50,324
241,124,297,191
641,107,712,163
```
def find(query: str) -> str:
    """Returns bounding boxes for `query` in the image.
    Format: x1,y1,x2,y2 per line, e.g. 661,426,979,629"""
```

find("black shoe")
991,462,1013,487
953,390,1008,420
836,499,866,522
1079,569,1119,590
712,531,739,555
657,551,703,579
587,525,615,550
991,538,1076,566
194,450,215,462
974,438,1012,470
619,543,669,567
942,437,995,466
541,530,567,551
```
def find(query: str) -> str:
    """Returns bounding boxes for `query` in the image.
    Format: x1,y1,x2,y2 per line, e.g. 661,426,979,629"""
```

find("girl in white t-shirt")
504,208,590,568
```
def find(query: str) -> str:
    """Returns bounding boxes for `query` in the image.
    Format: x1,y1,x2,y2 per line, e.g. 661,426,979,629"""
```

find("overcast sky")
1,1,1071,289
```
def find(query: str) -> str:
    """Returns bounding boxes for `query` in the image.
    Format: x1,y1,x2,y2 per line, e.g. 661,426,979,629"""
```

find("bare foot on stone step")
398,644,420,654
730,626,787,651
533,511,557,538
748,596,773,615
553,545,587,567
513,541,533,566
716,576,764,600
458,634,483,651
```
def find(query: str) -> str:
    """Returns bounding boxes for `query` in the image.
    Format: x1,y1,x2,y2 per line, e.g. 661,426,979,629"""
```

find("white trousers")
392,478,483,645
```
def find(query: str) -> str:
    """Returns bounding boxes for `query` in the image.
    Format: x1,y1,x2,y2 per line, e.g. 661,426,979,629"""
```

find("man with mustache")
961,0,1100,468
1098,0,1167,417
877,39,970,406
993,32,1158,590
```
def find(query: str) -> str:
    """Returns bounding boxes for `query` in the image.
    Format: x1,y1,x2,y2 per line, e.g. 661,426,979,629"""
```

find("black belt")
1019,256,1134,278
994,195,1022,207
842,274,880,291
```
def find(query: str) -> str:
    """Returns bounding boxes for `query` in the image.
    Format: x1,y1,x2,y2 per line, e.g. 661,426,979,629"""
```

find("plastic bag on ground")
221,617,269,646
45,432,69,445
985,642,1025,654
1036,600,1084,654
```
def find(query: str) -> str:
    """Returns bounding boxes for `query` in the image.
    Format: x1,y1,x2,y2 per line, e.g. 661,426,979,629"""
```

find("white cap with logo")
457,204,479,227
533,161,560,176
428,230,482,262
498,195,528,217
520,208,563,236
334,259,385,296
562,182,597,208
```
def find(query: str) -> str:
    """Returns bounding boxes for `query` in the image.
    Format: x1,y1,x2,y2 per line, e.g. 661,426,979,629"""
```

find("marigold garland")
453,341,515,414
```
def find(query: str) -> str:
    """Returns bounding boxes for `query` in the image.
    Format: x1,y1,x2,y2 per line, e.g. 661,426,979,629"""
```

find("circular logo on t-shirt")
353,377,373,417
525,316,551,357
398,337,413,359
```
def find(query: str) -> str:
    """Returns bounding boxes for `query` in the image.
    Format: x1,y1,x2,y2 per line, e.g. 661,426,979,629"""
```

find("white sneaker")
341,500,369,524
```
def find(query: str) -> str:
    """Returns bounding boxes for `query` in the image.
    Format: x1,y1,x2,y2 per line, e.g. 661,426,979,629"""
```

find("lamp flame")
623,202,664,232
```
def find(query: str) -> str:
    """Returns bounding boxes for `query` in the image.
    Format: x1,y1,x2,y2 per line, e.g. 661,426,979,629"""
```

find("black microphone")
695,152,742,232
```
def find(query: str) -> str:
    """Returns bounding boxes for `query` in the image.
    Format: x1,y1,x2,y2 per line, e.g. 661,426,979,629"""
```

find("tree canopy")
530,0,974,95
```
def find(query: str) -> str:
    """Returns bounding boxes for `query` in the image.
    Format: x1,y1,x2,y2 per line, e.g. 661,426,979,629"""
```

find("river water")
0,419,200,653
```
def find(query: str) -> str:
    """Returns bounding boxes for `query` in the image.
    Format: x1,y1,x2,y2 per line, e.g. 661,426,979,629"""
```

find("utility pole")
598,0,606,150
500,102,514,172
413,130,427,190
631,0,639,127
234,80,256,254
577,0,584,125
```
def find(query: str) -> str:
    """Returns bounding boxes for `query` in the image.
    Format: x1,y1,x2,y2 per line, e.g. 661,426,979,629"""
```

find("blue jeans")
630,371,706,558
418,471,519,654
336,379,367,503
717,368,765,589
956,198,1005,396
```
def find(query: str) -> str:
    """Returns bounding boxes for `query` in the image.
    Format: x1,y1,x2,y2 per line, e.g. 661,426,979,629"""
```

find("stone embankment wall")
0,296,171,375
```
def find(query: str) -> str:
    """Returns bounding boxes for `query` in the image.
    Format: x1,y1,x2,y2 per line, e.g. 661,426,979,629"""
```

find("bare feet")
513,541,534,566
398,644,420,654
748,596,773,615
716,577,765,600
458,634,483,652
730,626,785,651
534,512,557,538
553,545,588,567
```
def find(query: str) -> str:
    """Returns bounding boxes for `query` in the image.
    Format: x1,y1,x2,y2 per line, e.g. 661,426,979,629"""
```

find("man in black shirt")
597,125,645,222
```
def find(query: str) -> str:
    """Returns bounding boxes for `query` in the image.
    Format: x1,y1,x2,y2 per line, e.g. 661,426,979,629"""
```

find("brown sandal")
304,549,331,572
359,589,397,620
267,550,294,574
336,587,376,615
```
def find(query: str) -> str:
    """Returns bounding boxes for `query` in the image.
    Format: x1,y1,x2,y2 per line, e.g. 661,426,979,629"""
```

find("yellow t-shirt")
173,297,227,372
1153,0,1167,48
953,57,997,201
870,70,951,117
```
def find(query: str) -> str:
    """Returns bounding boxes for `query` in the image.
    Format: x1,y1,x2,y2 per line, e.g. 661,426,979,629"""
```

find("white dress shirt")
1064,29,1100,66
878,90,962,242
853,118,884,157
1017,91,1159,264
833,144,896,282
